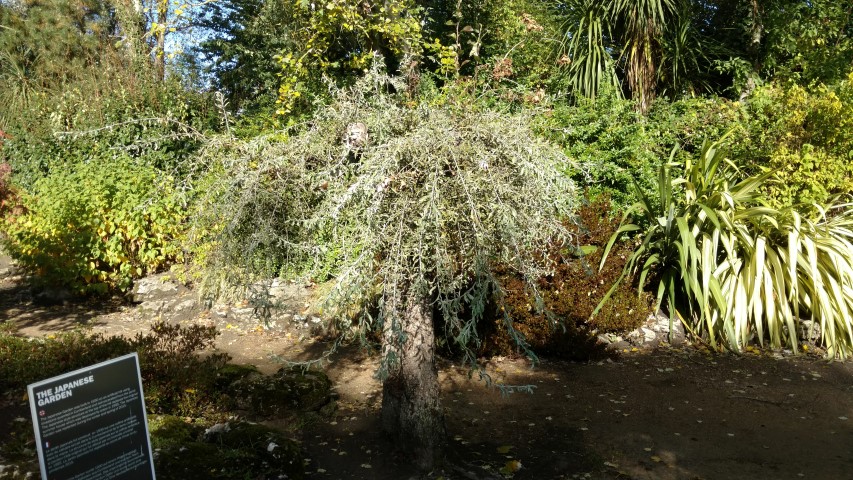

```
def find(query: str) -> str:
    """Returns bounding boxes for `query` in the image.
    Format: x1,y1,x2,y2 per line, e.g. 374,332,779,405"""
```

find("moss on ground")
150,416,304,480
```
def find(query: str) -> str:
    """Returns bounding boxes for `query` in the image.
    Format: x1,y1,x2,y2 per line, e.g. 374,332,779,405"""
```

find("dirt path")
2,257,853,480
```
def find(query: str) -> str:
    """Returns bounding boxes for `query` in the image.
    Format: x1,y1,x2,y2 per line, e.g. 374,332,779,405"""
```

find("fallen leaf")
499,460,522,474
496,445,513,454
651,456,662,463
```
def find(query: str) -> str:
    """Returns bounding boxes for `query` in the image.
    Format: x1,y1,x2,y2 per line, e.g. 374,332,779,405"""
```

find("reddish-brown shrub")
482,195,653,360
1,162,17,217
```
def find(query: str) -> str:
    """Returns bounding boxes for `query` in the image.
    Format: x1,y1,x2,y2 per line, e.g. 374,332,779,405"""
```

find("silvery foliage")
194,61,580,375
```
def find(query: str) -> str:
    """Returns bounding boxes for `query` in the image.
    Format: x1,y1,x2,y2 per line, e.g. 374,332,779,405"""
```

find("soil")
2,255,853,480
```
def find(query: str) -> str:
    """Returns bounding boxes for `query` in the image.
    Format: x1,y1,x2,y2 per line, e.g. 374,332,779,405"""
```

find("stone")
0,253,15,278
799,320,822,343
32,286,73,306
130,273,188,303
173,299,196,311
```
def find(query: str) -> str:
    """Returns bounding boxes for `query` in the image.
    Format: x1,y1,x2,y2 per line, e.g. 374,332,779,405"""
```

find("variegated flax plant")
596,133,853,358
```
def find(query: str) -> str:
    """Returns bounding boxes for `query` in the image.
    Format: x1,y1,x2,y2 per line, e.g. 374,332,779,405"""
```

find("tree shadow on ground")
296,346,853,480
0,278,124,335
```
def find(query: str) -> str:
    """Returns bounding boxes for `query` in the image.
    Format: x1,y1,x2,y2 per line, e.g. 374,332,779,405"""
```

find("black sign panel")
27,352,156,479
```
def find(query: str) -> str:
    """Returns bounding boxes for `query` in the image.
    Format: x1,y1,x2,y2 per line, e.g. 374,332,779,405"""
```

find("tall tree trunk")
627,22,658,115
748,0,763,57
154,0,167,82
380,288,445,470
115,0,147,70
738,0,762,101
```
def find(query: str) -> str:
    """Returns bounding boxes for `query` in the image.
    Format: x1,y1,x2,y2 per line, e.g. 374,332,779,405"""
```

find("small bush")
132,322,230,416
2,158,185,293
0,323,133,392
0,322,226,416
483,195,653,359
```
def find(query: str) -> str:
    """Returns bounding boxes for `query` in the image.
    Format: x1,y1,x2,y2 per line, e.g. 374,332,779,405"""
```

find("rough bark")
380,289,446,470
627,22,658,115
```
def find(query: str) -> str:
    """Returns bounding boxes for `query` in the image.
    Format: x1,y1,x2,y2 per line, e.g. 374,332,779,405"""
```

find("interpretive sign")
27,352,156,480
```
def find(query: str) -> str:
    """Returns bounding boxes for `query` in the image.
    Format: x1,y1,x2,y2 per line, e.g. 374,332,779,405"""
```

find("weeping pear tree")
194,65,579,468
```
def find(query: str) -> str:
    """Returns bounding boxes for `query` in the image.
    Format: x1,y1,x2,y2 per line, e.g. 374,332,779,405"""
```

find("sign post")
27,352,156,479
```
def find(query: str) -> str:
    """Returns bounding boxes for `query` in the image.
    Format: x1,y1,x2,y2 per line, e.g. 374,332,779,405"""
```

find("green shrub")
131,323,230,416
0,323,133,393
600,135,853,358
538,88,658,210
2,79,215,190
647,96,746,158
2,158,185,293
484,195,653,359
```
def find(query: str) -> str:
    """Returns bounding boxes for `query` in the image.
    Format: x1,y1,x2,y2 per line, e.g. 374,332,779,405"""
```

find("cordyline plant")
597,134,853,358
191,64,578,469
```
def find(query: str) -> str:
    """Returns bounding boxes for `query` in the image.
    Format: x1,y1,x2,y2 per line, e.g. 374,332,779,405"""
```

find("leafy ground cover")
2,255,852,480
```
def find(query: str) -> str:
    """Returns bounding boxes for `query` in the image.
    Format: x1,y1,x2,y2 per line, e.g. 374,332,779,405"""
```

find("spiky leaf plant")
191,61,579,468
597,134,853,358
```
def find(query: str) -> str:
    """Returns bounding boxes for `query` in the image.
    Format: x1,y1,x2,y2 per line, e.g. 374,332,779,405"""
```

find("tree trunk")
628,23,658,115
154,0,167,82
380,289,445,470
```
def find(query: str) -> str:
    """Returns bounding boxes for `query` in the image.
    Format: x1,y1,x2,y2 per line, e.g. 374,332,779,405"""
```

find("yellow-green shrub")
2,158,185,293
743,75,853,207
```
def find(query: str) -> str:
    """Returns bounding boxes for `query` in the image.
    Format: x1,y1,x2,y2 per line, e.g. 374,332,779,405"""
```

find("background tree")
417,0,563,87
694,0,852,96
194,0,295,117
611,0,676,113
274,0,423,117
750,0,851,86
193,65,579,468
557,0,700,112
558,0,620,101
0,0,124,115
